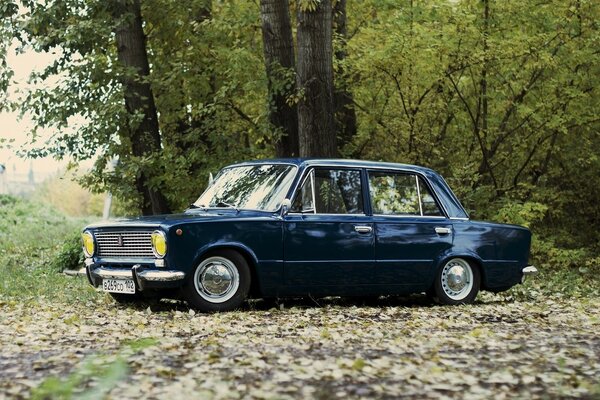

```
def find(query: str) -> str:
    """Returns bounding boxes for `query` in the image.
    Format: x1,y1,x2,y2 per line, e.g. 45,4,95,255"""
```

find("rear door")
367,170,453,287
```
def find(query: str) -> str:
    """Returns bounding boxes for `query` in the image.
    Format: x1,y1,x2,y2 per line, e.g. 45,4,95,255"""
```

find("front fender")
192,241,260,269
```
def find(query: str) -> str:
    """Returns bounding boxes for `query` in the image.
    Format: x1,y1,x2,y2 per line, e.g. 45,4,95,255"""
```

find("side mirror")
280,198,292,217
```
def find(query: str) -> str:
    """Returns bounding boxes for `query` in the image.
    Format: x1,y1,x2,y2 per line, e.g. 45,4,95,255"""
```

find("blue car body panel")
84,159,531,297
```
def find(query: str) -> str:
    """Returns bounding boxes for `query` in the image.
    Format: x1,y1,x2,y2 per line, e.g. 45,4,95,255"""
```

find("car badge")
117,234,124,247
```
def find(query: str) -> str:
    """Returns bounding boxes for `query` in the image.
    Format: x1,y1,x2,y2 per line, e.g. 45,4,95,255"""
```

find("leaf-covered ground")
0,285,598,399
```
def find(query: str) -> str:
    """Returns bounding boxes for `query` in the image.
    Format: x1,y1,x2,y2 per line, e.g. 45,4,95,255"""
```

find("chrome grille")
95,231,154,258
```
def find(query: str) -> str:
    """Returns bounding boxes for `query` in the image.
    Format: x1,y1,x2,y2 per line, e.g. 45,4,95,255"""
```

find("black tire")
182,249,251,312
433,258,480,305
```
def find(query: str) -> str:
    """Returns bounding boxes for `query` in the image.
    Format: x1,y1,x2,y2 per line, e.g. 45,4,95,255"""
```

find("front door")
283,167,376,291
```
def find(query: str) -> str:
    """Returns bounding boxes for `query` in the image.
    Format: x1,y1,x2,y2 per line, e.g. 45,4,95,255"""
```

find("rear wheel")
182,250,251,312
433,258,480,305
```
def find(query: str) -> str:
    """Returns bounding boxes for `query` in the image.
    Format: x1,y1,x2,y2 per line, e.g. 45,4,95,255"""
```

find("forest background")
0,0,599,271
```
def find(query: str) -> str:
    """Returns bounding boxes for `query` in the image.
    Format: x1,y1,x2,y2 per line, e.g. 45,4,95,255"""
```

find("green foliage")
298,0,321,12
0,0,17,110
343,0,599,255
531,238,591,270
30,337,156,400
0,195,95,303
493,201,548,228
2,0,599,266
50,231,84,272
15,0,271,212
31,356,128,400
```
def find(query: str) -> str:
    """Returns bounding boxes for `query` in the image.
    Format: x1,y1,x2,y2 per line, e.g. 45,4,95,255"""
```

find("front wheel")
433,258,480,305
182,250,251,312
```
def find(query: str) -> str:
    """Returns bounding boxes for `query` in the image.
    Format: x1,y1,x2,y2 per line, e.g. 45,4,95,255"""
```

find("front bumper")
521,265,538,283
87,262,186,291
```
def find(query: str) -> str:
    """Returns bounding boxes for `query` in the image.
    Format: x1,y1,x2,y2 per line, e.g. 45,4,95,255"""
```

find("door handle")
354,225,373,234
435,227,452,235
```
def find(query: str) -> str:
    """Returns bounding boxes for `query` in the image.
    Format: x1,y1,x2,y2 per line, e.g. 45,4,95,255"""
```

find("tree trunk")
112,0,170,215
477,0,498,192
297,0,337,157
333,0,357,149
260,0,299,157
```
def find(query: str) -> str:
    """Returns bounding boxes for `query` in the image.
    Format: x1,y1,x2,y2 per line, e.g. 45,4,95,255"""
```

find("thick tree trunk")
112,0,170,215
260,0,299,157
333,0,357,149
297,0,337,157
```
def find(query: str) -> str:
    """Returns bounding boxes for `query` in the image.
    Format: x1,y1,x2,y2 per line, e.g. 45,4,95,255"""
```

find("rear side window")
368,171,443,216
291,168,364,214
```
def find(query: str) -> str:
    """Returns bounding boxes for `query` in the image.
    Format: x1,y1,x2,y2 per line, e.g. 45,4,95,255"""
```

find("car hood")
85,209,278,230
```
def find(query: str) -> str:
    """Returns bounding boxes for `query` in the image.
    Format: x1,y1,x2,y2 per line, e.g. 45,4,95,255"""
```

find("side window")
368,171,443,216
368,172,420,215
291,172,315,213
419,177,443,216
291,169,364,214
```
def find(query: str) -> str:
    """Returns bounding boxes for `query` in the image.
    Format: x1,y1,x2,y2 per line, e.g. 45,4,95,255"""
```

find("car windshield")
193,164,297,212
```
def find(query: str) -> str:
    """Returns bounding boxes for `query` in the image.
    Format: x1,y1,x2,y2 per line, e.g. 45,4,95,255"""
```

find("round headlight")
81,231,95,257
151,230,167,258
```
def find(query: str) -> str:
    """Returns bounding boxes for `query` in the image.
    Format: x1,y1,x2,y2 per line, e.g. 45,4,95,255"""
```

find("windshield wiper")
214,201,239,212
187,203,208,211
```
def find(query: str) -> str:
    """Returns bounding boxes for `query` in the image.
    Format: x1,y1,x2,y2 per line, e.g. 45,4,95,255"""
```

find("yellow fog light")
81,231,95,257
151,230,167,258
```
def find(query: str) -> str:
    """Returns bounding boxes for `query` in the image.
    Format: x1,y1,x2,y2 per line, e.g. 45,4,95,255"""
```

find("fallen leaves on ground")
0,292,599,399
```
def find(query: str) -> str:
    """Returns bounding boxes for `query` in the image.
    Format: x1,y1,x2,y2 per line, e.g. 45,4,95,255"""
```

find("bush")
492,201,548,228
50,231,84,272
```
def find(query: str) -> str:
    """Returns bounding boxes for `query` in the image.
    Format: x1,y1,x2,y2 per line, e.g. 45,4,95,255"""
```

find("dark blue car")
82,159,537,311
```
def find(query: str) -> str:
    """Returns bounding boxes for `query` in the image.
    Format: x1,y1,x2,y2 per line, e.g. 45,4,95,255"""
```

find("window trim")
195,163,299,213
366,170,445,218
288,166,366,216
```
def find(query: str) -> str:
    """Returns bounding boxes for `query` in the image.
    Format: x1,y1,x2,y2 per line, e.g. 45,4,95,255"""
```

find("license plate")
102,279,136,294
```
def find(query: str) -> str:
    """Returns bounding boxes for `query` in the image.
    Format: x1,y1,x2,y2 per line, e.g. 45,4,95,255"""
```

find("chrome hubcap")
194,256,240,303
441,258,473,301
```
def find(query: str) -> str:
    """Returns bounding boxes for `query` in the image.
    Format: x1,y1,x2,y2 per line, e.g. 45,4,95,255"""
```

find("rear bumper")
521,265,538,283
86,262,186,291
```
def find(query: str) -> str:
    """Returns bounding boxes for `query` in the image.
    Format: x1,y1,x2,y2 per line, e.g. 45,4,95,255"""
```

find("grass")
0,194,97,304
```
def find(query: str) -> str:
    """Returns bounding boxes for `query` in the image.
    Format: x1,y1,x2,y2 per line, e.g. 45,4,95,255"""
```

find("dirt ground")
0,292,599,399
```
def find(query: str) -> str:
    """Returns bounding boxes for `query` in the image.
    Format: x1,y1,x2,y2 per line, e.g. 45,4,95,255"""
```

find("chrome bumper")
93,266,185,281
88,264,186,291
521,265,538,283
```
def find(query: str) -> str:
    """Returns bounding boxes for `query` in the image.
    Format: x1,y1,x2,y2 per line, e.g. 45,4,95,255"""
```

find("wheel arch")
193,243,262,298
430,251,486,290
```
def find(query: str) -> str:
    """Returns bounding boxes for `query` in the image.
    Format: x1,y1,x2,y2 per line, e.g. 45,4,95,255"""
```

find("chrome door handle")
435,227,452,235
354,225,373,234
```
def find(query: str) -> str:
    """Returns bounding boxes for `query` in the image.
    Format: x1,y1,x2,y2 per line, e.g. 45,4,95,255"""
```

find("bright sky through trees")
0,44,66,179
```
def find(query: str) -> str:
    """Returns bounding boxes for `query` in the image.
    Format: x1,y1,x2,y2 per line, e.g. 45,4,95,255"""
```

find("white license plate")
102,279,136,294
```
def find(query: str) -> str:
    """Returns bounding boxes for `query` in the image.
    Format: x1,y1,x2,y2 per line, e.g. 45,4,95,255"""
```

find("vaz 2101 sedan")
82,159,537,312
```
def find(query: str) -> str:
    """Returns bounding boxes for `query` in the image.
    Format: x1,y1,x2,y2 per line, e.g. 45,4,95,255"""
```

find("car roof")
228,158,469,219
230,158,437,174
